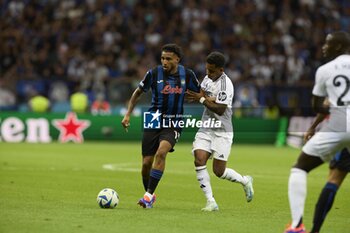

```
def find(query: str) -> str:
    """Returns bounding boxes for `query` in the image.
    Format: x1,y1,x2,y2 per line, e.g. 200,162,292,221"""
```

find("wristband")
199,97,206,104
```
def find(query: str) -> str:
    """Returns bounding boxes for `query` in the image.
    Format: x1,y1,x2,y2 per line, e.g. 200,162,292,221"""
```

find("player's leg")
212,154,253,202
310,168,347,233
141,130,159,191
138,130,161,208
286,152,323,232
141,156,154,191
139,140,172,208
311,149,349,233
139,129,178,208
211,136,254,202
194,149,218,211
285,132,346,232
212,157,248,184
146,129,180,194
147,139,172,194
193,132,218,211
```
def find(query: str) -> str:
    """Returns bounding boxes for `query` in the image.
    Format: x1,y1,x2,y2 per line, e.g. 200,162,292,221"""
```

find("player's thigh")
193,131,212,155
302,132,348,162
211,136,232,161
158,128,180,152
142,130,160,156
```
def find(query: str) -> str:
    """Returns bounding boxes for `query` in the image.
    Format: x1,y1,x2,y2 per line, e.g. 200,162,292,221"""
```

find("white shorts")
192,131,233,161
302,132,350,162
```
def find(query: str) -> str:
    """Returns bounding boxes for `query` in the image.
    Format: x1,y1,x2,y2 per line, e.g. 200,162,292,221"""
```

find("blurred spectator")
49,81,70,113
0,0,349,116
70,90,88,113
91,93,111,115
286,52,305,85
49,81,69,103
263,97,280,119
234,85,260,117
0,81,16,111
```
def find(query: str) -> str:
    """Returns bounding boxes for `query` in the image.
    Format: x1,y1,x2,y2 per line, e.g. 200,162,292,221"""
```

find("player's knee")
153,150,167,166
292,152,323,173
142,155,153,167
213,167,225,177
194,157,206,167
155,150,167,160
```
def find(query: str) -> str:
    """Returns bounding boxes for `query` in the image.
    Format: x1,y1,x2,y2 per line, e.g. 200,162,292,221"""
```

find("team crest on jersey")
218,91,227,101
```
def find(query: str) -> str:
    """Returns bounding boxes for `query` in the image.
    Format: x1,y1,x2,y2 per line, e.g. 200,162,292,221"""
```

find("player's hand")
186,89,204,102
121,115,130,132
304,128,315,142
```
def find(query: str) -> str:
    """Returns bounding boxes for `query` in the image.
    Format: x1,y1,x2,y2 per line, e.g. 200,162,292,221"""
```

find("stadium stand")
1,0,349,116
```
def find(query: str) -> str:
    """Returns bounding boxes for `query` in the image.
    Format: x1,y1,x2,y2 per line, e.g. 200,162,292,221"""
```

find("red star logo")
53,112,91,143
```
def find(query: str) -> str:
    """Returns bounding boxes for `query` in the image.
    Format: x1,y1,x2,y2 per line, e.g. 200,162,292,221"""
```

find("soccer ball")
97,188,119,209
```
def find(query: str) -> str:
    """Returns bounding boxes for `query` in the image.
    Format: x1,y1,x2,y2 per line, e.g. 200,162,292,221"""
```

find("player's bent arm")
312,95,329,115
202,99,227,116
310,113,327,130
304,112,327,142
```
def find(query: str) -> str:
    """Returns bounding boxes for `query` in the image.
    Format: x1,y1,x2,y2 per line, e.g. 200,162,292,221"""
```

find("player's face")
161,51,179,74
206,63,223,81
322,34,338,59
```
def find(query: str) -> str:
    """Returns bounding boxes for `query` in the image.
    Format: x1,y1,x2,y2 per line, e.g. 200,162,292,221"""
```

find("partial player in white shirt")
186,52,254,212
285,31,350,233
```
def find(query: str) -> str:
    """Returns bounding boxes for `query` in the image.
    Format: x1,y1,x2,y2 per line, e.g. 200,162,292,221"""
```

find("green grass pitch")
0,142,349,233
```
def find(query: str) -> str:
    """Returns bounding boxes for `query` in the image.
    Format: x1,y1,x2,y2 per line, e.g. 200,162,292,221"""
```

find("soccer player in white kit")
186,52,254,211
284,31,350,233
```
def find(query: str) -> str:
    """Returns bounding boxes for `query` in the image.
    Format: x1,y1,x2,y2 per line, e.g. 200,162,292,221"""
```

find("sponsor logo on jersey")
218,91,227,101
160,85,183,94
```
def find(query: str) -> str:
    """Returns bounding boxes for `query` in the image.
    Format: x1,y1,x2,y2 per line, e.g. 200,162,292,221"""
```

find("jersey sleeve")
312,67,327,97
200,77,208,90
215,78,234,105
186,69,200,93
138,70,153,92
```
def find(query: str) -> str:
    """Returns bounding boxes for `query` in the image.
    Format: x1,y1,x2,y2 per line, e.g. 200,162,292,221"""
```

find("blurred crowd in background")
1,0,349,117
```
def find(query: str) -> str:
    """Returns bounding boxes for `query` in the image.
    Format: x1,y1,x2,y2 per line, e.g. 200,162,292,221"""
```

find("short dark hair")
206,51,226,68
161,44,183,59
330,31,350,49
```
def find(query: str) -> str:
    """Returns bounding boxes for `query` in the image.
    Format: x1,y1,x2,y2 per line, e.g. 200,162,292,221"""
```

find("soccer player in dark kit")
122,44,200,208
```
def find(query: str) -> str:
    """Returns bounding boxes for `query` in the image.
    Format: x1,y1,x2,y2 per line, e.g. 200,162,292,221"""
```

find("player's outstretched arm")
121,87,143,132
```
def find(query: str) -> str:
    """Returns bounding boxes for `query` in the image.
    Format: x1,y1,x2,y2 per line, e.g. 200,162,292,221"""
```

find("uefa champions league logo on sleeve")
143,109,222,129
143,110,162,129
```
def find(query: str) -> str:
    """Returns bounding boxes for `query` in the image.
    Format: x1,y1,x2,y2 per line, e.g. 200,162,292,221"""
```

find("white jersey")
313,54,350,132
198,72,234,135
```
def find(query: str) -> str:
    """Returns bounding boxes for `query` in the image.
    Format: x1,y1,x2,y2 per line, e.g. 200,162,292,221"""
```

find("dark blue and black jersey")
138,65,200,117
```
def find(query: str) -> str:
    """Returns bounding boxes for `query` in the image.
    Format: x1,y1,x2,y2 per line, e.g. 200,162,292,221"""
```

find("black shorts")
142,128,181,156
329,148,350,172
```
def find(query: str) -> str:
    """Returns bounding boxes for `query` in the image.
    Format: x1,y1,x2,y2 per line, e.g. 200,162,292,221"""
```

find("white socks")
195,166,249,202
220,168,248,185
195,166,215,202
288,168,307,228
